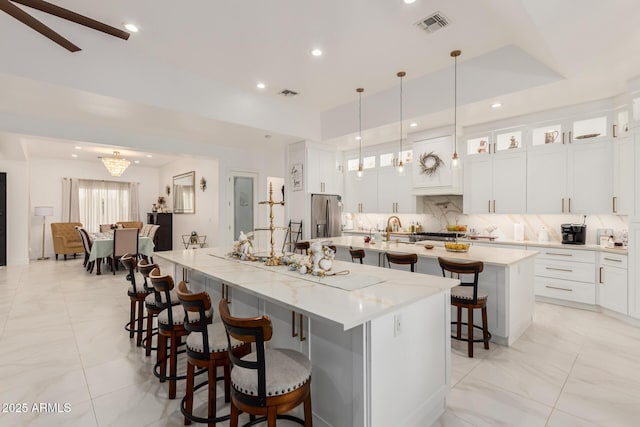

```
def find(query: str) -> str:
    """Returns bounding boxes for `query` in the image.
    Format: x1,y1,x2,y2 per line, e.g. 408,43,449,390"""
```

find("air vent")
279,89,299,97
415,11,449,33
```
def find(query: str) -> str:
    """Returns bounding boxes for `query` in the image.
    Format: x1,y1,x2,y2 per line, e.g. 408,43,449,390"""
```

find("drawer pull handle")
299,313,306,342
545,285,573,292
291,311,298,338
603,257,622,262
545,252,572,257
545,267,573,272
599,266,604,284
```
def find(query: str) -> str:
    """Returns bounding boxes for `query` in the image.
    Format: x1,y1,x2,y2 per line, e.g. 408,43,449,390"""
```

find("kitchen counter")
459,237,628,255
155,247,457,427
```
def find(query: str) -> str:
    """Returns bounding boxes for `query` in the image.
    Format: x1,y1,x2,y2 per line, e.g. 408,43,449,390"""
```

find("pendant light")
356,87,364,179
451,50,461,168
397,71,406,175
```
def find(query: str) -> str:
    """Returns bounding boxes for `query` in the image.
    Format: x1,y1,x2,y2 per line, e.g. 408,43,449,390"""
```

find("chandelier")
101,151,130,176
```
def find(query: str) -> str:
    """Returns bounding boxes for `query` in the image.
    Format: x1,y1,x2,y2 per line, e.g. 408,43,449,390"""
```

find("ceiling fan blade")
11,0,130,40
0,0,80,51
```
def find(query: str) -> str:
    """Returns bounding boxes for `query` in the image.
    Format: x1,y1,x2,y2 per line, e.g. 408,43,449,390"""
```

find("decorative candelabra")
258,182,285,266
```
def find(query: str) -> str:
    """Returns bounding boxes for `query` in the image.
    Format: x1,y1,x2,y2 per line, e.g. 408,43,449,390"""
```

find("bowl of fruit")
444,242,470,253
446,225,467,233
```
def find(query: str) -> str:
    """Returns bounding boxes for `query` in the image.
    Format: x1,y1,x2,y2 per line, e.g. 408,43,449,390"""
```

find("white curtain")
61,178,80,222
64,179,139,233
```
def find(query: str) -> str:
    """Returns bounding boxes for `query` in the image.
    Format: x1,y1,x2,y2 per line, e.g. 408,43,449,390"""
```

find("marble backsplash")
342,195,629,245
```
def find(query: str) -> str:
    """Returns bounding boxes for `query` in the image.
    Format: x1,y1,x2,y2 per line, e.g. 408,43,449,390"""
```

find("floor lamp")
34,206,53,260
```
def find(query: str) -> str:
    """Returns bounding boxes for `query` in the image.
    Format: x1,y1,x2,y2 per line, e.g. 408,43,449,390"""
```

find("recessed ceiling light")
403,0,417,4
134,160,140,164
311,48,323,57
355,136,362,140
71,154,78,158
74,146,82,150
491,102,502,108
256,82,266,89
410,122,417,127
124,23,139,33
146,154,152,158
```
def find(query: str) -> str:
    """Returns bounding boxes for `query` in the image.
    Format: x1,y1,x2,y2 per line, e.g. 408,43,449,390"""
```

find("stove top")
409,232,459,242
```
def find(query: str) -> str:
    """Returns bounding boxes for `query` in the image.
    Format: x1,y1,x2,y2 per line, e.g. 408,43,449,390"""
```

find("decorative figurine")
509,136,519,149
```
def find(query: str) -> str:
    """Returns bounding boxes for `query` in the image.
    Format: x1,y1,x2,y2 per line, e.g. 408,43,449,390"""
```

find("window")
380,151,413,167
347,158,360,172
78,180,139,232
363,156,376,169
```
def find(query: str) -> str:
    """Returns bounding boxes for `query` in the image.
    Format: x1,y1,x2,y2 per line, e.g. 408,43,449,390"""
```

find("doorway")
229,172,257,242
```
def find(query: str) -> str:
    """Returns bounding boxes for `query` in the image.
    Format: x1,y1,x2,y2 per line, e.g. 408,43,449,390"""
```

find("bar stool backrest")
137,259,158,291
349,247,365,264
438,257,484,303
149,269,177,323
385,252,418,272
176,282,213,350
120,253,141,292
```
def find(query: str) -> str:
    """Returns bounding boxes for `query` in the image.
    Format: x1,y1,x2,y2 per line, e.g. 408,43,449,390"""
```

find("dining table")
88,232,155,275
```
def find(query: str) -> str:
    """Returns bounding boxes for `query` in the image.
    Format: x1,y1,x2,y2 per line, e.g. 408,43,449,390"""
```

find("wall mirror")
173,171,196,214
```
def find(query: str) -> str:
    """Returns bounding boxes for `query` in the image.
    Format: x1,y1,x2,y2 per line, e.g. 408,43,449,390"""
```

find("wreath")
419,151,444,176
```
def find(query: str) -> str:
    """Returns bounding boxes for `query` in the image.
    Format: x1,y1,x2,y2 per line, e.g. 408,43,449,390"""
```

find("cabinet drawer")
535,259,594,283
535,277,596,304
599,252,628,268
536,248,595,263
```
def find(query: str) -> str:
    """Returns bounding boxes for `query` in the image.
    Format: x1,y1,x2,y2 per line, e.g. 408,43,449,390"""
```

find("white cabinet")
598,252,628,315
263,301,310,356
377,164,415,213
527,140,613,214
464,151,526,214
344,169,377,213
533,247,596,305
613,137,634,215
307,146,341,195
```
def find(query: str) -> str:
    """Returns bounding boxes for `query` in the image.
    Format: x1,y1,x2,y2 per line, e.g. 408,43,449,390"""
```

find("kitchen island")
327,235,538,346
155,247,459,427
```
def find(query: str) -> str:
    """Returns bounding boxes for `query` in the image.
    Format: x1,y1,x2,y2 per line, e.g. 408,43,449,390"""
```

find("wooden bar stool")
176,282,251,425
295,241,310,254
219,299,313,427
349,247,365,264
438,257,491,358
385,252,418,272
150,269,213,399
121,254,151,347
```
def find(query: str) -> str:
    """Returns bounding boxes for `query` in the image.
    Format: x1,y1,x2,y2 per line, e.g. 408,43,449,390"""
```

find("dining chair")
113,228,139,274
76,227,95,273
99,224,112,233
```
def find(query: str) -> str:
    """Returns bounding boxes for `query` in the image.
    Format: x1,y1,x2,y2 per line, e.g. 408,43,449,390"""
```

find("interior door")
233,176,254,241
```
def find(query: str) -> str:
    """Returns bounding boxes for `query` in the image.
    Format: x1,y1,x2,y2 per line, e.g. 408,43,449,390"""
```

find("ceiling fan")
0,0,129,52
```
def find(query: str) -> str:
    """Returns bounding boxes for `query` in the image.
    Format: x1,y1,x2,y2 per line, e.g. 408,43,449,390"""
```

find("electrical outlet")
394,313,402,337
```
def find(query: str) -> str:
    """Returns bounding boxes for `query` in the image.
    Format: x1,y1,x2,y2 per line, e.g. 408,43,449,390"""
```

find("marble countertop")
154,247,459,331
323,236,538,267
458,237,628,255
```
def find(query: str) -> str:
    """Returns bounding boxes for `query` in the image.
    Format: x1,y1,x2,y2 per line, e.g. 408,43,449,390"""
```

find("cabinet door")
568,141,613,214
613,138,634,215
526,146,567,214
599,266,628,314
492,151,527,213
463,156,492,213
344,169,377,213
377,165,415,213
307,149,339,194
263,301,309,356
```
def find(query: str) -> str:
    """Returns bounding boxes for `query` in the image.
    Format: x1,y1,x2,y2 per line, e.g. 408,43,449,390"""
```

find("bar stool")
121,254,151,347
438,257,490,358
176,282,251,425
385,252,418,272
219,299,313,427
150,269,212,399
349,247,365,264
295,241,310,254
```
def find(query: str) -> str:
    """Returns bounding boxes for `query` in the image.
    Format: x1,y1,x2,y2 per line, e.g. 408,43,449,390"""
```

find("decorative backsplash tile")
343,195,628,244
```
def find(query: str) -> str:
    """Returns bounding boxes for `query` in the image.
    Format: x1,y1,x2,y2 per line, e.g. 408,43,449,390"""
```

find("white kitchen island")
328,236,539,346
155,247,459,427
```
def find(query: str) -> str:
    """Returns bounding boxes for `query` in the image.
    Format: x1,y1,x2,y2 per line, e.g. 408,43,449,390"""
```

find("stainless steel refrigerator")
311,194,342,239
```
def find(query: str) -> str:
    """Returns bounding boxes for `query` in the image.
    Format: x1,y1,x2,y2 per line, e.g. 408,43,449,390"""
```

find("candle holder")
257,183,285,266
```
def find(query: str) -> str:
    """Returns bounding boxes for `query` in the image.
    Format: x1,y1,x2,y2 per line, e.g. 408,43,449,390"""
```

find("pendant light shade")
101,151,130,176
356,87,364,179
451,50,461,168
397,71,406,175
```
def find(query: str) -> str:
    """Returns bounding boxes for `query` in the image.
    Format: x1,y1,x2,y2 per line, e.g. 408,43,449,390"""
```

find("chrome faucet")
385,216,402,241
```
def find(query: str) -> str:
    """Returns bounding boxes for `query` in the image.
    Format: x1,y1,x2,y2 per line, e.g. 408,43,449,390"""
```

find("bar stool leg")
184,361,194,425
304,394,313,426
456,307,462,339
467,307,474,358
482,305,490,350
136,301,145,347
169,335,178,399
223,364,231,402
208,363,217,425
145,312,154,356
158,334,167,383
129,301,136,339
230,403,239,427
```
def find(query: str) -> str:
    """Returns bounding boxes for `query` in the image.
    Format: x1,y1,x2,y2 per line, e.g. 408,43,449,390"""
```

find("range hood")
411,134,463,196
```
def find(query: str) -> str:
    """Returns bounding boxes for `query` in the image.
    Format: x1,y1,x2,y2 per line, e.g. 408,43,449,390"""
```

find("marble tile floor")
1,258,639,426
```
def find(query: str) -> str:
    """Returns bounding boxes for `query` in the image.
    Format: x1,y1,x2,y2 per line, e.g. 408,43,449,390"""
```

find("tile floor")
1,258,639,426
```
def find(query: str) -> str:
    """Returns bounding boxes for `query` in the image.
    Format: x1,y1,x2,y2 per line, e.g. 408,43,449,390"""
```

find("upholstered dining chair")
112,228,139,274
76,227,95,273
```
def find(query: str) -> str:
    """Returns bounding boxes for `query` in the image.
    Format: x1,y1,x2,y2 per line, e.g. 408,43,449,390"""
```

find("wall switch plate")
394,313,402,337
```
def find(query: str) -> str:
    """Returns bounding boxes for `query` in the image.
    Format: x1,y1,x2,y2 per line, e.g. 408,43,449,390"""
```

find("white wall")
28,158,159,260
0,160,29,265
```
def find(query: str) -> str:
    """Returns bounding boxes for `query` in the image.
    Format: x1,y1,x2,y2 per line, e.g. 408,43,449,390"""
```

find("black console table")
147,212,172,251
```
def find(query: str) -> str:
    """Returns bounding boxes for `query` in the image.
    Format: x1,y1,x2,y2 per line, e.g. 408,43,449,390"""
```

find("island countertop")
321,236,538,267
155,247,459,330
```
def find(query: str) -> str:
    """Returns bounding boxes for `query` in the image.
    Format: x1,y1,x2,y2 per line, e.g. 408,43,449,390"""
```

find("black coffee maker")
561,223,587,245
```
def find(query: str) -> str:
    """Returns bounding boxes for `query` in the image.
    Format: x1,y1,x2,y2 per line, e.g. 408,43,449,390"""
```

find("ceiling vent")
279,89,299,97
415,12,449,33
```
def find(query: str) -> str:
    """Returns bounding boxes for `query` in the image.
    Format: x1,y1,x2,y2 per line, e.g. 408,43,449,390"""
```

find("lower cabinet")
533,247,596,305
598,252,628,314
263,301,309,356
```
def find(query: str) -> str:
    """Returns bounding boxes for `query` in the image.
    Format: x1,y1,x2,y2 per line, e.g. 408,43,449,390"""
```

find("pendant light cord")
357,88,364,170
450,50,461,160
397,71,406,167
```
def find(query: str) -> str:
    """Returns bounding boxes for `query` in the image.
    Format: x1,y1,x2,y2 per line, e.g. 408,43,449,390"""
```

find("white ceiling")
1,0,640,163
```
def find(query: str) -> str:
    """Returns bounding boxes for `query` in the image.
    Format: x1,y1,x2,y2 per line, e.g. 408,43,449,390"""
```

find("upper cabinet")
306,145,342,195
411,133,462,195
